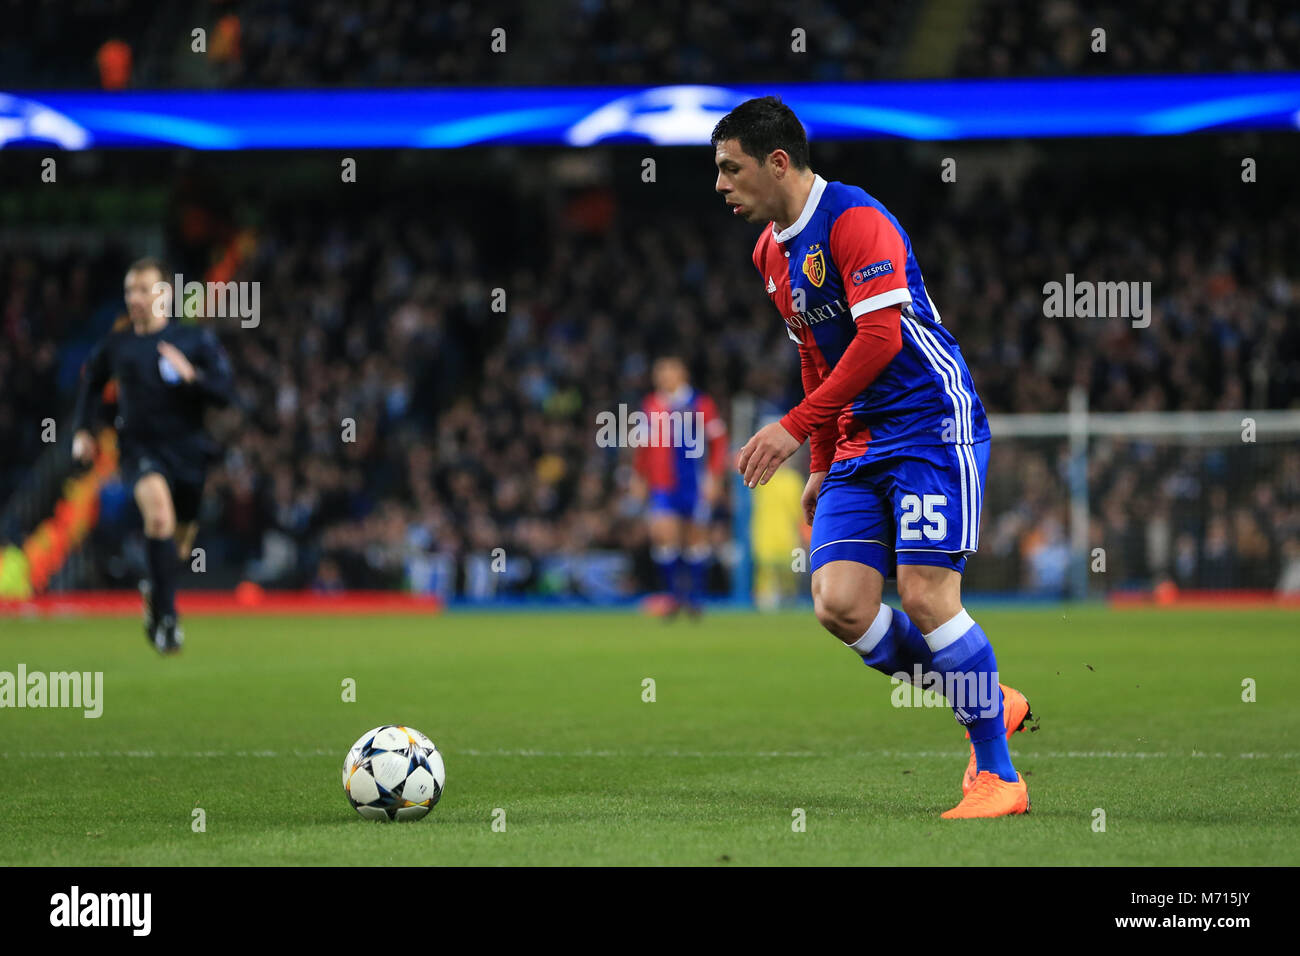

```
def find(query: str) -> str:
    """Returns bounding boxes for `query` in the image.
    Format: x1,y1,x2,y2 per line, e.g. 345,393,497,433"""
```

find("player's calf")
134,476,185,650
920,606,1019,784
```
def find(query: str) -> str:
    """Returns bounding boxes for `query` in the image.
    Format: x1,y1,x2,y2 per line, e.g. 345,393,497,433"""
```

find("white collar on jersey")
771,173,827,243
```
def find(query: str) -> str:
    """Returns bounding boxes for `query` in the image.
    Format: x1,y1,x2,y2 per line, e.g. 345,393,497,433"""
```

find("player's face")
124,267,167,322
715,139,774,223
653,359,687,393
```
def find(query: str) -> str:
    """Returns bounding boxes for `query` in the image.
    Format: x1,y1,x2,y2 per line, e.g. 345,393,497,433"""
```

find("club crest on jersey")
801,246,826,288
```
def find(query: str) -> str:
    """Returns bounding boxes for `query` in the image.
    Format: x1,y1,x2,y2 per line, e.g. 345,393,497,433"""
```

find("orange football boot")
942,771,1030,819
962,684,1033,796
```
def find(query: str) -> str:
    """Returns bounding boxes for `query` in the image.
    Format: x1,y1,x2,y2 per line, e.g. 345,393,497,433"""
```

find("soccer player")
71,258,234,653
713,97,1033,818
632,356,728,615
749,452,806,612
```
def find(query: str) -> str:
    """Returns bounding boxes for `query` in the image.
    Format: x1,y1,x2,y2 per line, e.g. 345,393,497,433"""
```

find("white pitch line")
0,749,1295,760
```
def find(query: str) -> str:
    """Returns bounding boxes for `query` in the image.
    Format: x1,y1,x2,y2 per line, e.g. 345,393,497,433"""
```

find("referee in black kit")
71,257,235,653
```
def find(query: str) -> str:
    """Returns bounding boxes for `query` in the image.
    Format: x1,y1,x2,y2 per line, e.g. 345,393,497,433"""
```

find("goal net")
970,396,1300,598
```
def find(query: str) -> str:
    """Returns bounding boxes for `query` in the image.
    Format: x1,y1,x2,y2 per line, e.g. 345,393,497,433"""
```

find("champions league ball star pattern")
342,725,445,822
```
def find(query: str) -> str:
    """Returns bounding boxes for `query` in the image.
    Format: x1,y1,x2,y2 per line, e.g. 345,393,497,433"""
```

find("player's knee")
140,498,176,538
812,581,879,640
648,519,680,547
898,583,951,635
143,514,175,538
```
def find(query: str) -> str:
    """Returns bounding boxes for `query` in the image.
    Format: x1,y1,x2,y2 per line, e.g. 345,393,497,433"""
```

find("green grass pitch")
1,606,1296,866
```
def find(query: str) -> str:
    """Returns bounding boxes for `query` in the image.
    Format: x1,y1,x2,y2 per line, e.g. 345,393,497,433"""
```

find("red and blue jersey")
633,386,728,498
754,174,989,471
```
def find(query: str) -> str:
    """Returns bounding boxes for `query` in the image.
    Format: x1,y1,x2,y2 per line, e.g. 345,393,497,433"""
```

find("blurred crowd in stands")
954,0,1297,77
3,149,1298,598
2,0,1294,90
2,0,1298,598
972,441,1300,596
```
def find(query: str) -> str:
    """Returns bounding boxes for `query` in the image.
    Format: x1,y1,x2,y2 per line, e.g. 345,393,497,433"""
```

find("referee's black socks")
145,536,178,621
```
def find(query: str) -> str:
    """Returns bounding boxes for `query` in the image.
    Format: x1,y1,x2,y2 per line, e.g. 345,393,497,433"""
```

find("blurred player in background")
715,96,1032,818
632,356,728,616
71,258,234,653
749,442,808,611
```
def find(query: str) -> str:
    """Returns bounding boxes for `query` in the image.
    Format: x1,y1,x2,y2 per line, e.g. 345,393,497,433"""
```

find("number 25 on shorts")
899,494,947,541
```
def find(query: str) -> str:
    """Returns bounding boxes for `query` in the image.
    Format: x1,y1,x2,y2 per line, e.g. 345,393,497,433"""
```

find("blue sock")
847,605,933,680
651,546,680,598
685,547,709,605
927,611,1018,783
970,687,1013,781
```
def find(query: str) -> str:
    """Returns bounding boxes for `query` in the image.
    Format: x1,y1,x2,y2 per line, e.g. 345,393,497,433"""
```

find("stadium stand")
3,133,1296,598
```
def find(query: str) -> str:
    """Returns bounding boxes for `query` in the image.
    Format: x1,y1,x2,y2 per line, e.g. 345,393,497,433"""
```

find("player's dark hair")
711,96,810,171
126,256,170,281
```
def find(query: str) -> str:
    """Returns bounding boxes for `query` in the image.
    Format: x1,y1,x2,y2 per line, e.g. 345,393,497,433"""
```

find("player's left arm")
738,207,909,487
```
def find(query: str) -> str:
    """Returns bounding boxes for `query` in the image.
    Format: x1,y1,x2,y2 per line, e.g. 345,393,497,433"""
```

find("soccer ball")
342,725,445,822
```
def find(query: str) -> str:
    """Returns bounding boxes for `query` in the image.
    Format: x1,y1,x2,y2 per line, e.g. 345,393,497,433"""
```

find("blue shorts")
649,488,711,524
809,441,990,578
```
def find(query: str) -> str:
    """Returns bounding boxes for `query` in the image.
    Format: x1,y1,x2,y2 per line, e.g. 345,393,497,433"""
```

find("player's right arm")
71,338,112,464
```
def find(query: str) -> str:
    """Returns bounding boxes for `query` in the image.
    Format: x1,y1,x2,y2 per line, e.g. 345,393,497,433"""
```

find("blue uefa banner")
2,75,1299,149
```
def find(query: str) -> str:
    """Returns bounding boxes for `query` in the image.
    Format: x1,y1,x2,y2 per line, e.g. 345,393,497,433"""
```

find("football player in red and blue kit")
713,96,1032,818
633,356,728,615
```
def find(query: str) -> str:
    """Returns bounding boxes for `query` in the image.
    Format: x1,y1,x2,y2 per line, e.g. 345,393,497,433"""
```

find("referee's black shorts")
119,440,209,524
